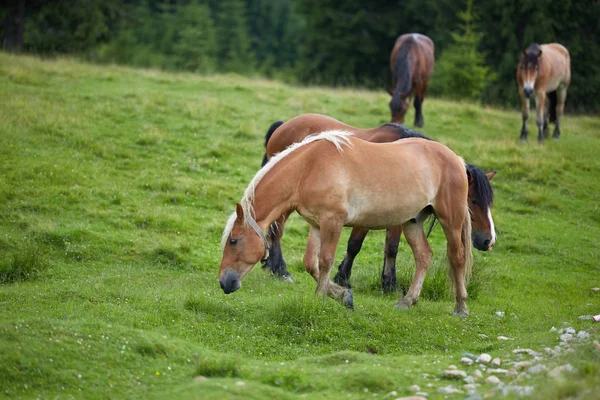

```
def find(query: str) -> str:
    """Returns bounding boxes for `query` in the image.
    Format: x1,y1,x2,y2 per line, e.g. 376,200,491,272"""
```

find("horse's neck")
251,165,300,230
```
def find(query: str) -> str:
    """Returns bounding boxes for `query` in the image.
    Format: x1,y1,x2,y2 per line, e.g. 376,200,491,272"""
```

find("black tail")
262,120,285,167
393,38,413,97
547,91,557,124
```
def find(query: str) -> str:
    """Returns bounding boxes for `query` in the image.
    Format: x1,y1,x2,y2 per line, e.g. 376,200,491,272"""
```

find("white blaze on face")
487,208,496,248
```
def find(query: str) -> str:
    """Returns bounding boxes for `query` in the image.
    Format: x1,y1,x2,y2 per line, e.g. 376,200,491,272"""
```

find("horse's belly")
345,194,430,229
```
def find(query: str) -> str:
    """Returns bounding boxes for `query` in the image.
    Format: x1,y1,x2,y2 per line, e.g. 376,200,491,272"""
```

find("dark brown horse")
261,114,496,292
387,33,435,127
220,133,475,315
517,43,570,143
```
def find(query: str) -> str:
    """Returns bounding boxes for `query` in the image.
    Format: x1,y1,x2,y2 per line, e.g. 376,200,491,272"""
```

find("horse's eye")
229,238,238,246
471,200,478,205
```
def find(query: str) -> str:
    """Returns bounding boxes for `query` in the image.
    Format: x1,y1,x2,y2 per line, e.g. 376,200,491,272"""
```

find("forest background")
2,0,599,112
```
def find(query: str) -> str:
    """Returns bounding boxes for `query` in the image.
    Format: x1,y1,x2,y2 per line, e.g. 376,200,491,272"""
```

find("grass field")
1,53,599,399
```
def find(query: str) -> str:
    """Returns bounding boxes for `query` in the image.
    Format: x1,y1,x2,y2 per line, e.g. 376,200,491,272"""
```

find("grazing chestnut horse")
261,114,496,292
220,132,476,316
387,33,435,127
517,43,570,143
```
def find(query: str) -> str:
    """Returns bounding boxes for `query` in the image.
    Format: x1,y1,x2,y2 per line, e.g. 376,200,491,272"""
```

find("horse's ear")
486,171,496,181
537,48,542,57
522,48,527,57
385,87,394,96
235,203,244,222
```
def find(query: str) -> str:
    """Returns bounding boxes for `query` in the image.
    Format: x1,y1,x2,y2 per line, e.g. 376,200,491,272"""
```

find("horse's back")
390,33,435,84
541,43,571,88
266,114,355,158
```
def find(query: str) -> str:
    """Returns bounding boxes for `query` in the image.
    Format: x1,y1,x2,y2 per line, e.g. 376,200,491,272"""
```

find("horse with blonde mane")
219,131,477,316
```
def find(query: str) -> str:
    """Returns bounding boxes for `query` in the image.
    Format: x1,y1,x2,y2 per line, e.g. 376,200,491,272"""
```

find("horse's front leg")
333,227,369,288
395,222,432,309
316,216,353,309
382,226,402,292
263,216,293,282
519,91,530,142
535,91,546,143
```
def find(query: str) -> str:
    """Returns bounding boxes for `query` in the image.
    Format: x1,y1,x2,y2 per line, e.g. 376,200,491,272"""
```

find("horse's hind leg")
535,91,547,143
333,227,369,288
382,227,402,292
395,221,432,309
263,217,293,282
315,215,353,309
553,86,567,140
440,221,470,317
414,96,424,128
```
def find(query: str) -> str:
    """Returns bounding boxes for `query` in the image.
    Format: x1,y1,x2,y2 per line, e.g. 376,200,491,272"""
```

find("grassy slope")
0,53,599,399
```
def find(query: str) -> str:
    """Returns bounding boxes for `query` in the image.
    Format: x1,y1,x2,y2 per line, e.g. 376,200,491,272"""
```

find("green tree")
173,1,217,73
433,0,495,100
213,0,254,73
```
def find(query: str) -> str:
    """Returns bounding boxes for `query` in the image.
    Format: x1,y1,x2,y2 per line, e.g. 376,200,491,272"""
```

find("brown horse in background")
517,43,570,143
219,132,474,316
260,114,496,294
387,33,435,127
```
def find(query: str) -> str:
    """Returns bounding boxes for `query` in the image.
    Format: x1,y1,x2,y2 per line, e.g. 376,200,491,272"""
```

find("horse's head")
219,203,269,294
519,43,543,98
389,92,409,124
466,165,496,251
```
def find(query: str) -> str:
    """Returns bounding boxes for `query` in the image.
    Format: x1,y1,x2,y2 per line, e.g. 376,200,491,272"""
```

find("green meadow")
0,53,599,399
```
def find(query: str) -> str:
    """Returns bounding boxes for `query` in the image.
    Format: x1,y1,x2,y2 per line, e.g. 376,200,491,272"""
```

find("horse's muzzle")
472,233,494,252
219,269,241,294
523,87,534,98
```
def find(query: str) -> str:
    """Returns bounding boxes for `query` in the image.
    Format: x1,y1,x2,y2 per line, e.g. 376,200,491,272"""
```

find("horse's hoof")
282,274,294,284
381,281,397,293
552,136,560,141
519,137,527,143
343,289,354,310
394,300,411,310
453,307,469,318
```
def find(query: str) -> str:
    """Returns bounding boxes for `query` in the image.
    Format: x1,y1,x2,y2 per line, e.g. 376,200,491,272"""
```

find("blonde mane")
221,130,354,248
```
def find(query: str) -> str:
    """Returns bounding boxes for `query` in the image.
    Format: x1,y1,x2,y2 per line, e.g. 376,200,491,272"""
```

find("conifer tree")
434,0,495,100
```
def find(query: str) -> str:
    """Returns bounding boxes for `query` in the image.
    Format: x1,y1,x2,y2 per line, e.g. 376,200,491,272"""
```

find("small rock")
550,326,558,332
194,376,207,383
491,358,501,367
443,370,468,379
394,397,427,400
485,376,501,385
437,385,463,394
513,361,531,370
594,314,600,323
591,287,600,291
383,391,397,398
447,364,457,370
235,381,246,387
464,383,479,390
461,357,474,366
478,354,492,364
497,336,512,341
415,392,429,397
564,327,576,334
477,334,489,339
472,370,483,379
501,385,535,397
548,364,574,378
513,348,539,356
577,330,590,339
487,368,509,375
527,364,546,374
578,315,593,320
560,333,574,342
464,376,476,384
462,352,478,360
495,311,505,317
408,385,420,392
